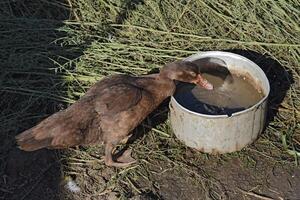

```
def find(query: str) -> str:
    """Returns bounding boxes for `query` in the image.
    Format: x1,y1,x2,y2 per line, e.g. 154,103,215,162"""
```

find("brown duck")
16,59,226,167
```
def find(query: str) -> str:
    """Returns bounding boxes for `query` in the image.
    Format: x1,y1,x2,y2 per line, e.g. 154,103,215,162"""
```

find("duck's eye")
190,72,196,76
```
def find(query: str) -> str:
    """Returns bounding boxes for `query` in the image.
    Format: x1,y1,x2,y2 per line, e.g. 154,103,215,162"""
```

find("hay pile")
0,0,299,199
67,0,300,71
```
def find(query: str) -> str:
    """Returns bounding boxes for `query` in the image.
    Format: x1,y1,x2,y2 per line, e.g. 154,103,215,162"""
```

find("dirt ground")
2,142,300,200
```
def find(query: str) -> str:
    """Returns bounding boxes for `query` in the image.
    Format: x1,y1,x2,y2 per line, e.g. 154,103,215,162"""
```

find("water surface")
174,72,264,116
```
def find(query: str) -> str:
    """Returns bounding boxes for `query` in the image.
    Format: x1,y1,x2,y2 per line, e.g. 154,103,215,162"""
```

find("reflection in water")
174,73,264,116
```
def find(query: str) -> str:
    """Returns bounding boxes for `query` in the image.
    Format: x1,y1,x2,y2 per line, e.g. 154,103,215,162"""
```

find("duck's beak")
193,74,214,90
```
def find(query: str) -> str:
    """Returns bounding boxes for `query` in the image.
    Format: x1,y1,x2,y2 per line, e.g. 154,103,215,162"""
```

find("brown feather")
15,59,226,167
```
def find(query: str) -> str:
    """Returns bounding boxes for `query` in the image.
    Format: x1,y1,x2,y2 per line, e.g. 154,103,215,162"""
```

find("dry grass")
0,0,299,199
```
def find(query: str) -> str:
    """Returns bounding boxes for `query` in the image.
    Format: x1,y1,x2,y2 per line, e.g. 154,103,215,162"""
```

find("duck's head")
160,61,214,90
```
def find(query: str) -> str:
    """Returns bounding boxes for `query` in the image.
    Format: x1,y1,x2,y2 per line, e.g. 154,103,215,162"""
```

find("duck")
15,58,225,167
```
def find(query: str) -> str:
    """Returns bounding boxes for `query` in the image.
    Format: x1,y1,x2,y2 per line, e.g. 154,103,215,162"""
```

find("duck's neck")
138,72,176,98
140,71,175,83
159,66,177,81
156,73,177,96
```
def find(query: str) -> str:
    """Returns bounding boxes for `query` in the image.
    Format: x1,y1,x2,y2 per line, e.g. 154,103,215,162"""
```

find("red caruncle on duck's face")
176,63,214,90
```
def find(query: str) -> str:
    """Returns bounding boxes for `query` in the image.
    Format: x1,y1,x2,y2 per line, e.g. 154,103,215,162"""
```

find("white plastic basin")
169,51,270,154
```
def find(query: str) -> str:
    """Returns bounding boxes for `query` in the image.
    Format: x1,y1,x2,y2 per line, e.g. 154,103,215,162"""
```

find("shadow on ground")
0,1,147,200
0,1,81,200
228,49,294,124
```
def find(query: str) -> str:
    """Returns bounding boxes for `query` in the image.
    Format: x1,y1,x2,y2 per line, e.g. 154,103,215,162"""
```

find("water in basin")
174,72,264,116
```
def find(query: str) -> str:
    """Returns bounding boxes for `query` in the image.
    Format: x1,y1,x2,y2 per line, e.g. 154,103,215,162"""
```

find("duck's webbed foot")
104,143,136,168
116,149,136,163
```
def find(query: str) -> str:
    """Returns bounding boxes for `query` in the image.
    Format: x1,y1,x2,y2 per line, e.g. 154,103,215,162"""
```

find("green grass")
0,0,300,199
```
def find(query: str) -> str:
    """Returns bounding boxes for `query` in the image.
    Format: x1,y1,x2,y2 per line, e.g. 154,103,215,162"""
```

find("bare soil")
2,141,300,200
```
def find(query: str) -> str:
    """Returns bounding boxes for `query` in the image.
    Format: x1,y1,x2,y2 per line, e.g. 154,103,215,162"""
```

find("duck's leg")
104,142,136,168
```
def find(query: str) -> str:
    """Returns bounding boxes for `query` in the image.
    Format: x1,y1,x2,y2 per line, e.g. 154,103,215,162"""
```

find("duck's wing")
94,83,143,116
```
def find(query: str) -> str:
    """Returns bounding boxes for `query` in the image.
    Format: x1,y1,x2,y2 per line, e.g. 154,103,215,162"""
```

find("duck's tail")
15,127,53,151
15,109,80,151
15,94,100,152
